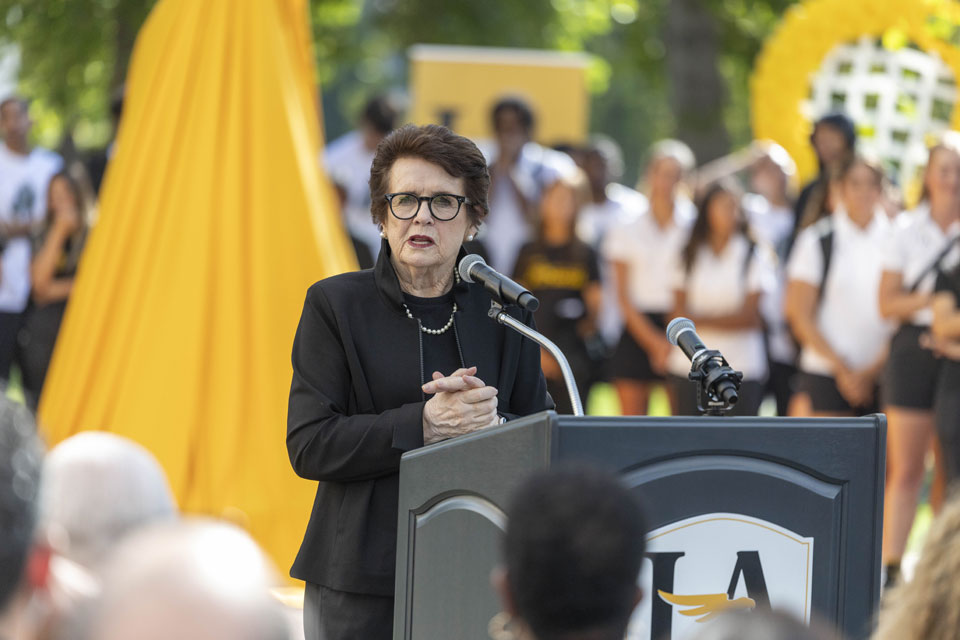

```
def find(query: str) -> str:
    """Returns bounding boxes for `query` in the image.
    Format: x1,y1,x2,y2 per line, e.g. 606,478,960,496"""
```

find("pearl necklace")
402,269,460,336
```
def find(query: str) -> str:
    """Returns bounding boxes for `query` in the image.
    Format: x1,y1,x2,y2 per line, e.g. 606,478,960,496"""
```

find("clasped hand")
422,366,500,445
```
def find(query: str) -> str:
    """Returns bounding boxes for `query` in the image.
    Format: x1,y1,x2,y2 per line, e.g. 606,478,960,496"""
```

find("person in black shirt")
513,171,602,414
18,170,90,407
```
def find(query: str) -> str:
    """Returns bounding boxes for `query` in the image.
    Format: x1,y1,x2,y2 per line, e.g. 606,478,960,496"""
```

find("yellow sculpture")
38,0,357,575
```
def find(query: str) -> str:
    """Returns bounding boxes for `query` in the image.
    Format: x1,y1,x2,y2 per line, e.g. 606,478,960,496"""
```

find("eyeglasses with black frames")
384,192,472,221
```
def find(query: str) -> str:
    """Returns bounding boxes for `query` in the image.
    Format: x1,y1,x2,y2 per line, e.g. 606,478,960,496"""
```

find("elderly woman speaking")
287,124,552,640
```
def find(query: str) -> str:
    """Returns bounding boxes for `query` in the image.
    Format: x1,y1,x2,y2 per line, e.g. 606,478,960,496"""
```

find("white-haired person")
41,432,177,569
602,139,697,415
79,519,289,640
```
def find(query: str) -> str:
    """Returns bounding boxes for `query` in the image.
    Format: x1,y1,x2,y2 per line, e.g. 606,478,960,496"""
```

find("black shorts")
883,325,942,410
795,371,879,415
607,312,667,383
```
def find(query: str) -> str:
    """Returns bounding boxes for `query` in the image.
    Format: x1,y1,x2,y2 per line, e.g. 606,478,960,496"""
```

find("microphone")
666,317,740,408
458,254,540,311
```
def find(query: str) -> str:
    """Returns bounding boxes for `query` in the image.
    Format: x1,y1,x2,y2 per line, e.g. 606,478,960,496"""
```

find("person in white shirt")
323,95,401,261
785,155,892,419
877,134,960,587
743,147,798,417
667,179,774,416
0,96,63,381
577,136,646,348
603,140,696,415
483,97,576,275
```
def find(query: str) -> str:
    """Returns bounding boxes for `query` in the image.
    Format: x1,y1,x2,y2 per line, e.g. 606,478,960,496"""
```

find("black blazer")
287,242,553,595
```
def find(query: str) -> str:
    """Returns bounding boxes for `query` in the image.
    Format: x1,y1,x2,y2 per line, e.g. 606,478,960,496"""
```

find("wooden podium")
393,411,885,640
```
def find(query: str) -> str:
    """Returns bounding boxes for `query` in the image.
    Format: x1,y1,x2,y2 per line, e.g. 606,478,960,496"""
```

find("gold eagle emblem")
657,590,757,623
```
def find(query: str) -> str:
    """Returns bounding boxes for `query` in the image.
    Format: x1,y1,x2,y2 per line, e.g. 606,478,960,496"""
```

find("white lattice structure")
808,35,957,189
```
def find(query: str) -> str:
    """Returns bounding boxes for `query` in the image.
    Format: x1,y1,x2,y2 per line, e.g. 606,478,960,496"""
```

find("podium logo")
626,513,814,640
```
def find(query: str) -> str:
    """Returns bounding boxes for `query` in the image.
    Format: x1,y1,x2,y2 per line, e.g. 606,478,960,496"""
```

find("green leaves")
0,0,155,149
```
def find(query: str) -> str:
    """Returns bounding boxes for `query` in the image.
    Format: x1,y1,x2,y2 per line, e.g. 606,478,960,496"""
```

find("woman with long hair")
666,180,774,416
18,169,91,407
877,133,960,586
513,170,602,414
784,155,892,418
602,140,696,415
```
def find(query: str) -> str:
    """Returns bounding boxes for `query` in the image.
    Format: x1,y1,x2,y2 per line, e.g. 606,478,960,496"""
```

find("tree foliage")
0,0,800,182
0,0,154,148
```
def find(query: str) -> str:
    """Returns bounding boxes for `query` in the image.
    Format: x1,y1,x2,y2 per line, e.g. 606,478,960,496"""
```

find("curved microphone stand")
487,301,584,417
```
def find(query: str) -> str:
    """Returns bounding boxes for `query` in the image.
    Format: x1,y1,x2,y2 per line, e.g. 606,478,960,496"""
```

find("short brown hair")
368,124,490,226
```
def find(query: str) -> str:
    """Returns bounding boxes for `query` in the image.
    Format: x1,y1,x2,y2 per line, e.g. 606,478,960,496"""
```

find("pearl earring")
379,227,387,239
467,234,475,241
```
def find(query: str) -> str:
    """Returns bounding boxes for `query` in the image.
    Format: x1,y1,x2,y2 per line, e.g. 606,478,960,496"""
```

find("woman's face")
648,157,682,198
49,176,76,212
925,147,960,206
842,163,881,218
383,156,476,274
706,190,739,239
540,182,577,229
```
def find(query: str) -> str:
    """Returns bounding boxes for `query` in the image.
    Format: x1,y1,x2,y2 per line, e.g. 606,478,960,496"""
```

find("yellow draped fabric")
37,0,356,576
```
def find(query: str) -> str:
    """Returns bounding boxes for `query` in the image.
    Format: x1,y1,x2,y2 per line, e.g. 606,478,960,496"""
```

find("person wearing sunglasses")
286,124,553,640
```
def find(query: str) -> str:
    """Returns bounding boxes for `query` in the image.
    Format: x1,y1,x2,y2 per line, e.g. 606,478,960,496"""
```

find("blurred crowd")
328,95,960,593
4,397,960,640
2,83,960,638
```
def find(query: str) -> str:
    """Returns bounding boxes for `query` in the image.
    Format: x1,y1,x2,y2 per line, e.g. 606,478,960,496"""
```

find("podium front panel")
394,412,885,640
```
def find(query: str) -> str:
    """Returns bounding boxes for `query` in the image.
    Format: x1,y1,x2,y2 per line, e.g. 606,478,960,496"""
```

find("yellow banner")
409,44,590,145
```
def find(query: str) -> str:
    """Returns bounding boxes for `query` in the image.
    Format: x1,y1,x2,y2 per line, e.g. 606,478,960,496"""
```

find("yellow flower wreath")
751,0,960,197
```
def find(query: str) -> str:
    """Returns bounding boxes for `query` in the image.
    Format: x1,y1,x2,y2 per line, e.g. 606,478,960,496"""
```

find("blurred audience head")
684,178,746,272
360,94,402,150
750,140,796,201
690,609,840,640
83,519,288,640
368,123,490,227
41,432,176,570
492,466,647,640
874,495,960,640
0,95,32,151
492,96,535,160
644,139,695,199
583,135,625,192
800,158,848,229
45,169,94,231
0,397,44,617
920,130,960,207
837,153,884,222
539,169,590,239
810,112,856,169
